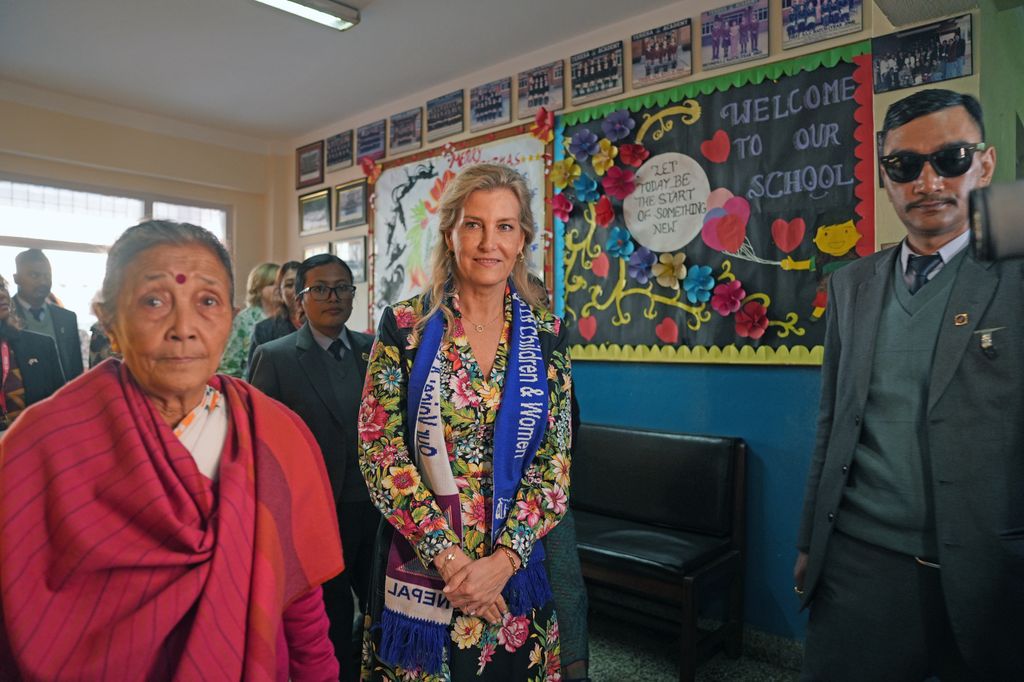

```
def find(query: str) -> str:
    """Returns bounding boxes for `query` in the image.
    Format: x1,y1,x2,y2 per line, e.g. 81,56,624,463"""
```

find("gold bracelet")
439,549,458,573
496,545,520,576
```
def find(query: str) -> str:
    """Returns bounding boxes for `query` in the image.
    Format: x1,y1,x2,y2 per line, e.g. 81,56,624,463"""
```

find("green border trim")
561,40,870,126
569,343,825,365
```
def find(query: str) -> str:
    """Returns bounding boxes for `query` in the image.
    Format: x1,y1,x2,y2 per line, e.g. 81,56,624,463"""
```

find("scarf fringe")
503,557,553,616
379,608,448,675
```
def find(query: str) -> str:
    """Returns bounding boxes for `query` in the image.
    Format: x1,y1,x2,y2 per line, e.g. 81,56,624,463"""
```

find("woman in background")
359,164,572,681
219,260,278,377
246,259,302,374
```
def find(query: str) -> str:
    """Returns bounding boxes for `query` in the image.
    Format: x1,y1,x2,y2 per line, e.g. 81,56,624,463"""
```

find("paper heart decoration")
578,315,597,341
701,197,750,253
771,217,806,254
700,130,731,164
655,317,679,344
706,187,734,211
590,252,610,278
723,196,751,225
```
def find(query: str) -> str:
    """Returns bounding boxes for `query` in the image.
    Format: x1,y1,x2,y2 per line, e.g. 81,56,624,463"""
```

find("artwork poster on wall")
555,42,874,365
700,0,769,71
389,107,423,155
357,119,386,163
295,141,324,189
570,41,624,106
469,77,512,132
370,126,549,324
782,0,863,50
871,14,971,94
426,90,464,142
325,130,354,172
517,60,565,119
631,19,693,89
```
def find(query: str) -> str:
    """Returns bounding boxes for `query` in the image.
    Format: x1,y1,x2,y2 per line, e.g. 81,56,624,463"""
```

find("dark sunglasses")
879,143,987,184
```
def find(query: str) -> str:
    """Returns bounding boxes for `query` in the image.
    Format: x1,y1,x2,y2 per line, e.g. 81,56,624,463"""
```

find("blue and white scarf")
379,285,552,674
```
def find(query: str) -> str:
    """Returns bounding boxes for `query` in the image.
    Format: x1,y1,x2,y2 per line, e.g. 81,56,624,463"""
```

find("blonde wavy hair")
246,261,280,308
416,163,542,336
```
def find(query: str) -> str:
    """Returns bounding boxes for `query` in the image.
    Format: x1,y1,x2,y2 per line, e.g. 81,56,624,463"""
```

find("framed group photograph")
295,141,324,189
631,19,693,89
872,14,972,94
570,41,624,106
325,130,354,172
782,0,863,50
516,60,564,119
303,243,330,260
334,178,368,230
332,235,367,284
389,108,423,155
298,189,331,236
426,89,464,142
700,0,769,71
357,119,387,163
470,77,512,133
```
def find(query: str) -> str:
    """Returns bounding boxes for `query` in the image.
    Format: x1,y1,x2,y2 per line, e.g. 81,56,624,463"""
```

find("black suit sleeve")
248,345,281,400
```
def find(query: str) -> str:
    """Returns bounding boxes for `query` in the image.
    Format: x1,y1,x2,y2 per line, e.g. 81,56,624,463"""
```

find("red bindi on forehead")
175,274,187,284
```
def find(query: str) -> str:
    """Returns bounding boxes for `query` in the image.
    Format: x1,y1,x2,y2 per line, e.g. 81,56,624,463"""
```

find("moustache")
907,196,956,210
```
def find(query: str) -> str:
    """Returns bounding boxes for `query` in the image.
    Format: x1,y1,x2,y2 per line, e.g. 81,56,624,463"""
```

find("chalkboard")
555,42,873,364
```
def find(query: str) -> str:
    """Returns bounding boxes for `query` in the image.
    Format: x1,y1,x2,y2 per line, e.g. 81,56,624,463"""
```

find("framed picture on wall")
295,141,324,189
389,107,423,155
470,77,512,132
332,235,366,283
357,119,386,163
631,19,693,89
570,41,624,105
303,243,330,259
325,130,354,172
700,0,769,71
782,0,863,50
871,14,972,94
516,60,564,119
334,178,368,230
426,89,464,142
298,188,331,236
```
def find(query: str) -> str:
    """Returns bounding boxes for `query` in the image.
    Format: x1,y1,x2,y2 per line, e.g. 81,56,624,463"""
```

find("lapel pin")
953,313,969,326
974,327,1004,359
361,352,370,362
28,358,39,365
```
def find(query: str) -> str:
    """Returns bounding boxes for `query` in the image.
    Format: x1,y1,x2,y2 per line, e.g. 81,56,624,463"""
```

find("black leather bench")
572,423,746,681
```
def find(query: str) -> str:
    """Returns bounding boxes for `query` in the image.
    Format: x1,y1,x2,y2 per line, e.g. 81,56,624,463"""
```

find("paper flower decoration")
602,166,636,201
591,139,619,176
682,265,715,304
604,226,635,260
711,279,746,316
601,109,636,142
549,158,581,191
735,301,769,339
627,247,657,284
594,195,614,227
360,155,381,184
530,107,554,143
651,252,687,289
550,193,573,222
573,174,600,203
619,143,650,167
569,129,600,162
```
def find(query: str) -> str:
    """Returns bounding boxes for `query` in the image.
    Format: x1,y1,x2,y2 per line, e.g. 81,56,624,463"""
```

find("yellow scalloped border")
569,343,824,365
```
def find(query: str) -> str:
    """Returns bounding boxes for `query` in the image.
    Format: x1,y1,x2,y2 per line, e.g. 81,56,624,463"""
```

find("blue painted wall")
573,361,820,640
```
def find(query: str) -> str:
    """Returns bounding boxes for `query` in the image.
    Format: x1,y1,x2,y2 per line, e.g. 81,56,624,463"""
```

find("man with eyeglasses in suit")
794,89,1023,680
249,253,377,681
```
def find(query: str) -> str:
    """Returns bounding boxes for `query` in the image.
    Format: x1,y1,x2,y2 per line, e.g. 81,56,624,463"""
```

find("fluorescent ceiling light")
253,0,360,31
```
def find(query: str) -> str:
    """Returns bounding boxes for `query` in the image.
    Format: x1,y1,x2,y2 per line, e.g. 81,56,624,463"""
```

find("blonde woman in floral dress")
217,261,278,377
358,164,572,681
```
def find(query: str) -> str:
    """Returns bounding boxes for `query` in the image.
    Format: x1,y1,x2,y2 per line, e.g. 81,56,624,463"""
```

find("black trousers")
802,530,976,681
322,499,379,682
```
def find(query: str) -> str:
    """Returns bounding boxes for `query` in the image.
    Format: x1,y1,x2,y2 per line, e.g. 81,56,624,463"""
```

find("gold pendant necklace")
462,310,502,333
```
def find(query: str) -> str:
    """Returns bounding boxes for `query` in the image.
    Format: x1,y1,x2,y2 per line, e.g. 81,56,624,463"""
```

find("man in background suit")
249,253,376,680
795,89,1023,679
12,249,83,382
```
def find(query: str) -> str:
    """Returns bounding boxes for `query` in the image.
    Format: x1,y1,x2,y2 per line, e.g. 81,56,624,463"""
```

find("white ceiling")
1,0,680,141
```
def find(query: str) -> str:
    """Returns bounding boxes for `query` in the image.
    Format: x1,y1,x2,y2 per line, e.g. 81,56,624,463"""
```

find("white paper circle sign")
622,152,711,253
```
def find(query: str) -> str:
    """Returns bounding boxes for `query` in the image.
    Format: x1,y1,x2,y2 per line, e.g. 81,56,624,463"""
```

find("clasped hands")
434,548,519,625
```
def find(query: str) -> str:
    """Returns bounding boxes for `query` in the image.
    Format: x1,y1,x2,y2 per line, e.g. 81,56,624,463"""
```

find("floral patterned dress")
217,305,266,378
358,292,573,681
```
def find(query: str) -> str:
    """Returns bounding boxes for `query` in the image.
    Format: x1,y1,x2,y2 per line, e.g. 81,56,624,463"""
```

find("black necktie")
327,339,344,361
907,254,942,294
29,307,44,322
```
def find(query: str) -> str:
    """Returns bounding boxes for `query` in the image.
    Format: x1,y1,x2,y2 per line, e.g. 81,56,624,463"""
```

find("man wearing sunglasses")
795,89,1023,680
249,253,377,680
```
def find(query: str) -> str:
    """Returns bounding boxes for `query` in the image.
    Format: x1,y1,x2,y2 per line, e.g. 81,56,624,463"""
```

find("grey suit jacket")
248,322,373,510
797,245,1024,674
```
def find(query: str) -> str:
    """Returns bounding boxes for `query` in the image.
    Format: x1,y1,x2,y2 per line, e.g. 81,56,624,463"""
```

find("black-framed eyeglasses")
298,284,357,301
879,143,987,184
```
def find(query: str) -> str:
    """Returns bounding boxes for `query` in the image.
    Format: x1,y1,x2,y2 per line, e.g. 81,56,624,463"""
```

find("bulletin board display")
555,41,874,365
369,125,550,325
